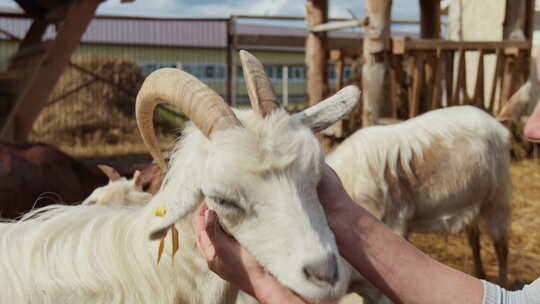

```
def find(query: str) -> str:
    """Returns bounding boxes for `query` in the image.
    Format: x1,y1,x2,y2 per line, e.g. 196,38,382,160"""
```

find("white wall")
448,0,506,108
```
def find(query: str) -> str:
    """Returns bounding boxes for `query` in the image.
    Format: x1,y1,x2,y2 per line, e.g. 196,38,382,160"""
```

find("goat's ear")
98,165,121,181
132,170,143,191
148,190,202,240
292,86,360,132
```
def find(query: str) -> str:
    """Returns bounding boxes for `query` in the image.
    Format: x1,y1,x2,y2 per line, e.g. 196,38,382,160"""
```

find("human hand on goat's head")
192,202,309,304
316,163,355,229
192,202,262,288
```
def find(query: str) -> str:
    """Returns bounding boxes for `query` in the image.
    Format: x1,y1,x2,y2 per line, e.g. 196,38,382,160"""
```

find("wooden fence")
331,37,532,121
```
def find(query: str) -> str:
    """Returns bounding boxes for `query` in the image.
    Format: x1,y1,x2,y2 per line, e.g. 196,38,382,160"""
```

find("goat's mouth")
293,284,346,304
264,264,348,304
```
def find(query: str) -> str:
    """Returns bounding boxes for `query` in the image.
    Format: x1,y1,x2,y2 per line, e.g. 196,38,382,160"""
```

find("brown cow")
0,142,163,219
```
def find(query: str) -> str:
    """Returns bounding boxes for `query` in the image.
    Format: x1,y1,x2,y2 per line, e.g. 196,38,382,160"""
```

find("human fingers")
203,209,242,258
192,202,209,232
192,203,216,261
203,208,220,240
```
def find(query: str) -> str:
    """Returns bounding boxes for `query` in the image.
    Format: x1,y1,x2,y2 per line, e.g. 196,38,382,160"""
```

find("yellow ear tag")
157,238,165,264
171,225,179,265
154,207,180,265
154,207,166,217
155,207,167,265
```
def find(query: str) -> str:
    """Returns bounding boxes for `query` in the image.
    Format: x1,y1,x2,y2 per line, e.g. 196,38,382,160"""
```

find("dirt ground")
340,159,540,303
410,160,540,289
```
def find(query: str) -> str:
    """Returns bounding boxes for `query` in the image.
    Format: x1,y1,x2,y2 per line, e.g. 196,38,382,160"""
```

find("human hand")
192,203,308,304
317,163,355,229
192,203,264,296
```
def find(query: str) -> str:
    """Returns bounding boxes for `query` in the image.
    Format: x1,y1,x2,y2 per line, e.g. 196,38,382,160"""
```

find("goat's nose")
302,254,338,287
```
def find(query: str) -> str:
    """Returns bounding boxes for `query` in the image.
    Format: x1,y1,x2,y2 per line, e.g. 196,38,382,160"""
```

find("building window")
344,66,352,80
140,61,228,80
327,64,355,82
236,66,244,80
216,65,226,79
205,65,216,79
328,67,336,81
265,66,282,80
276,67,282,79
289,66,305,82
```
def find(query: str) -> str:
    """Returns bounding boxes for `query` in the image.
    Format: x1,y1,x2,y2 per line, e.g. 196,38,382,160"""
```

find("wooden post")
310,19,365,32
15,18,49,56
452,48,468,106
228,17,238,106
409,53,425,118
503,0,527,40
500,0,528,110
524,0,535,42
362,0,392,127
7,18,49,96
419,0,441,39
444,51,455,107
226,18,234,105
488,48,504,114
500,53,516,106
419,0,440,115
305,0,328,106
389,54,402,117
334,50,345,91
429,49,443,110
473,49,485,109
1,0,102,141
282,65,288,107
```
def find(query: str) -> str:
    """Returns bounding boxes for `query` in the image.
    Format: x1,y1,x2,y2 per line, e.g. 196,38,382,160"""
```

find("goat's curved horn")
293,86,361,132
136,68,242,170
239,50,280,117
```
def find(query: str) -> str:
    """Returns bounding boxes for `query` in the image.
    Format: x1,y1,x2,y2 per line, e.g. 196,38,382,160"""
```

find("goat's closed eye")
210,197,242,211
217,198,239,208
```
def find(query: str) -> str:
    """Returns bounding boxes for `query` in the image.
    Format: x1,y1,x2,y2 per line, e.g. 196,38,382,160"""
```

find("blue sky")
0,0,419,20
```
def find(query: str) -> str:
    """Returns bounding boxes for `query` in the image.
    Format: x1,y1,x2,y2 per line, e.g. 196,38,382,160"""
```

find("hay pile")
410,160,540,289
28,54,176,156
508,118,540,160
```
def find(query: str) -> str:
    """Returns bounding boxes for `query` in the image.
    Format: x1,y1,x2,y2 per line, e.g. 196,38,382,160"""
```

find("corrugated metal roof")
0,17,31,40
0,17,228,48
79,18,227,47
236,23,361,39
0,15,413,49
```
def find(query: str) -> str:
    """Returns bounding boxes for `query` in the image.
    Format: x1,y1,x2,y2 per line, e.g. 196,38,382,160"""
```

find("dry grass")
59,140,175,159
410,159,540,289
28,55,177,153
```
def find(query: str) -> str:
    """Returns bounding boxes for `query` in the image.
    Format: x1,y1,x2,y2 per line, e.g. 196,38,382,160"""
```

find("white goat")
0,51,360,304
82,165,152,206
327,105,511,289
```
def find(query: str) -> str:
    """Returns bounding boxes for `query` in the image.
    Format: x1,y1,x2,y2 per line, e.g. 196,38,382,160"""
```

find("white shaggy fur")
327,105,511,293
0,97,358,304
81,175,152,206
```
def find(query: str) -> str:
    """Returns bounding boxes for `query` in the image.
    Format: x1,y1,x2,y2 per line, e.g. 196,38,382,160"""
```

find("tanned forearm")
330,197,484,304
